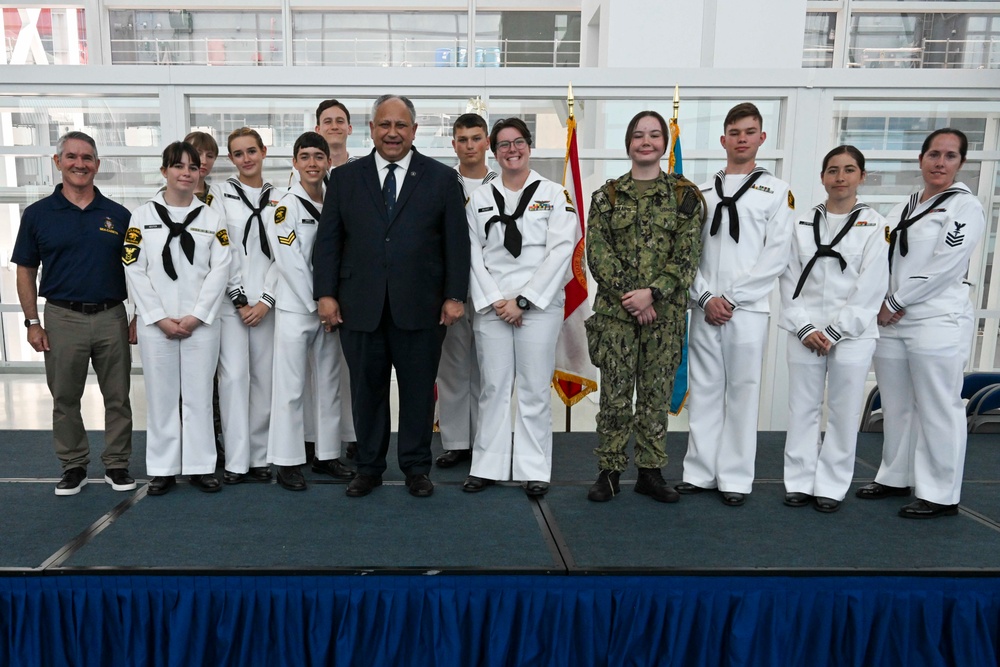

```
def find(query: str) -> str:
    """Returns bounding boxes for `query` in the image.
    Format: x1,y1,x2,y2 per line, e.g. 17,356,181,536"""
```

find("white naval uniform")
873,182,985,506
778,202,889,501
467,170,577,482
684,167,796,494
123,193,231,476
267,183,352,465
211,178,278,474
435,167,498,452
285,160,359,448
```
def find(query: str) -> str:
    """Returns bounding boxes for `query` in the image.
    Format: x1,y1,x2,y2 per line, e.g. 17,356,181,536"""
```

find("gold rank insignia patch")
787,191,795,210
885,225,891,243
274,206,287,224
216,229,230,246
122,245,140,265
125,228,142,245
277,231,296,246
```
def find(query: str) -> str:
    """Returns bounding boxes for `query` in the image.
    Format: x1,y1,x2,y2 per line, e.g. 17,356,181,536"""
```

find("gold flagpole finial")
672,85,680,121
567,82,575,121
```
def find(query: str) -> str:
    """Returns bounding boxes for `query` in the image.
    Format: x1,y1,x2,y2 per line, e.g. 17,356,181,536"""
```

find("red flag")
552,116,598,406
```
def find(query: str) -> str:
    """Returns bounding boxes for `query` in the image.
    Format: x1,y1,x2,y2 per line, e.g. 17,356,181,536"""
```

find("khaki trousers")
43,302,132,471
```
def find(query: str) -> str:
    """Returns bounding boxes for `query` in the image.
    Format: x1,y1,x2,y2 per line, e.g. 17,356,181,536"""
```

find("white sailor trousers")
268,309,346,465
138,319,220,476
783,334,876,500
218,306,274,473
436,306,480,451
471,306,562,482
683,309,769,494
302,347,355,445
872,306,972,505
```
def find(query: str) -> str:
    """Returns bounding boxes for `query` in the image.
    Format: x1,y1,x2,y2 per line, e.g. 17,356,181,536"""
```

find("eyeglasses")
495,138,528,152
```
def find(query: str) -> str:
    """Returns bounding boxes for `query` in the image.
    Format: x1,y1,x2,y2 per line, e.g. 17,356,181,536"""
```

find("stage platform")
2,431,999,665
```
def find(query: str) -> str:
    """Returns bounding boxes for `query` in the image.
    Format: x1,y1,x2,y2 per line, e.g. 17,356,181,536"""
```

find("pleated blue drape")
2,574,998,666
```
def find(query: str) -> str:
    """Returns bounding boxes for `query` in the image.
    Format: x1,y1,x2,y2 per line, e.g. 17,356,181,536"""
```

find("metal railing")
108,36,580,67
847,37,999,69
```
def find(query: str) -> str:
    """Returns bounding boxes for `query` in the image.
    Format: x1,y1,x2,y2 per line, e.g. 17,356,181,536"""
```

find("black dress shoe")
524,481,549,497
190,474,221,493
814,496,841,513
405,473,434,497
345,442,358,460
587,470,621,502
675,482,713,495
898,499,959,519
276,465,307,491
346,474,382,497
435,449,472,468
248,466,272,481
311,458,356,482
721,492,745,506
855,482,911,500
462,475,495,493
223,470,246,485
784,492,811,507
147,476,176,496
635,468,680,503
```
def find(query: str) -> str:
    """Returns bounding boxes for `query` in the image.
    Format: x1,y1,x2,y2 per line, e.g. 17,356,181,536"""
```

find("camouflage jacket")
587,171,705,322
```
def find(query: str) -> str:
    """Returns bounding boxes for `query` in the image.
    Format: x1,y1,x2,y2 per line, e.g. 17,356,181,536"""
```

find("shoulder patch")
274,206,287,225
277,231,296,246
125,227,142,245
122,245,140,265
885,226,891,243
787,190,795,210
216,229,230,246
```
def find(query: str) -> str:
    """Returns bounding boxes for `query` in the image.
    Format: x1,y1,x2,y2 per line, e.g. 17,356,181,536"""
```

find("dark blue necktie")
383,163,397,217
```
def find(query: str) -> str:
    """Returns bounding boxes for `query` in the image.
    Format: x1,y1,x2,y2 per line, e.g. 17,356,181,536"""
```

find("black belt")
47,299,122,315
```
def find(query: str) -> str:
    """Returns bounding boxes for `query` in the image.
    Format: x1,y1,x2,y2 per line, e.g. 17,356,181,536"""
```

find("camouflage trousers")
585,311,685,472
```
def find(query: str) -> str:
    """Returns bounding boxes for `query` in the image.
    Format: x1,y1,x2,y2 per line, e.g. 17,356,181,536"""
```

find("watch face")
517,297,528,309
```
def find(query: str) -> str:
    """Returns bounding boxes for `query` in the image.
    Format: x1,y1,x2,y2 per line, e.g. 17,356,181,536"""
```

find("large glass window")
803,12,837,68
289,10,579,67
2,7,86,65
833,100,992,151
109,10,283,65
848,12,1000,68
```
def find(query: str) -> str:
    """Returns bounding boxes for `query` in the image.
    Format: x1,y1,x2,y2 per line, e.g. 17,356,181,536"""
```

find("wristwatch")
515,295,530,310
649,287,663,303
24,318,40,328
232,294,249,309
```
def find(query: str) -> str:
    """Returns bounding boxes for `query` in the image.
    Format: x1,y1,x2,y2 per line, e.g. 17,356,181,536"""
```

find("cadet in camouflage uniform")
585,110,705,503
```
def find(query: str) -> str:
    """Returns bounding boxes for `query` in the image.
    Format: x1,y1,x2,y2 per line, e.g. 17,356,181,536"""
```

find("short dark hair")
184,131,219,156
920,128,968,161
315,99,351,126
56,131,98,160
489,117,532,153
161,141,200,170
294,131,330,158
625,110,669,157
724,102,763,131
453,113,488,136
821,145,866,173
227,127,265,154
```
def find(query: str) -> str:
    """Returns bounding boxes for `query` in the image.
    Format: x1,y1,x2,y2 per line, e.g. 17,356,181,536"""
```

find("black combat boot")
635,468,680,503
587,469,621,502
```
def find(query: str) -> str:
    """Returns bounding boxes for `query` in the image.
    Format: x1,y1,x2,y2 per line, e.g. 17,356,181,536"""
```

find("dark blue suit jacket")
313,148,470,332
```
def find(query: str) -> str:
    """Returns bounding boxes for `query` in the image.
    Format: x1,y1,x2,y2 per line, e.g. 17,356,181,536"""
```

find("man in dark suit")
314,94,470,498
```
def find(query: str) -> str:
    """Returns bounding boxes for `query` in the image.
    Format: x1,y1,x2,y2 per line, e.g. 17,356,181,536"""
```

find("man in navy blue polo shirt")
12,131,136,496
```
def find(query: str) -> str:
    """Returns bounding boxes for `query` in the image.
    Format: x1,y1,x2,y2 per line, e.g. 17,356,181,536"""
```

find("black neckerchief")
888,189,960,270
293,195,322,222
793,204,863,299
710,169,766,243
229,178,273,258
152,202,201,281
484,180,542,258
